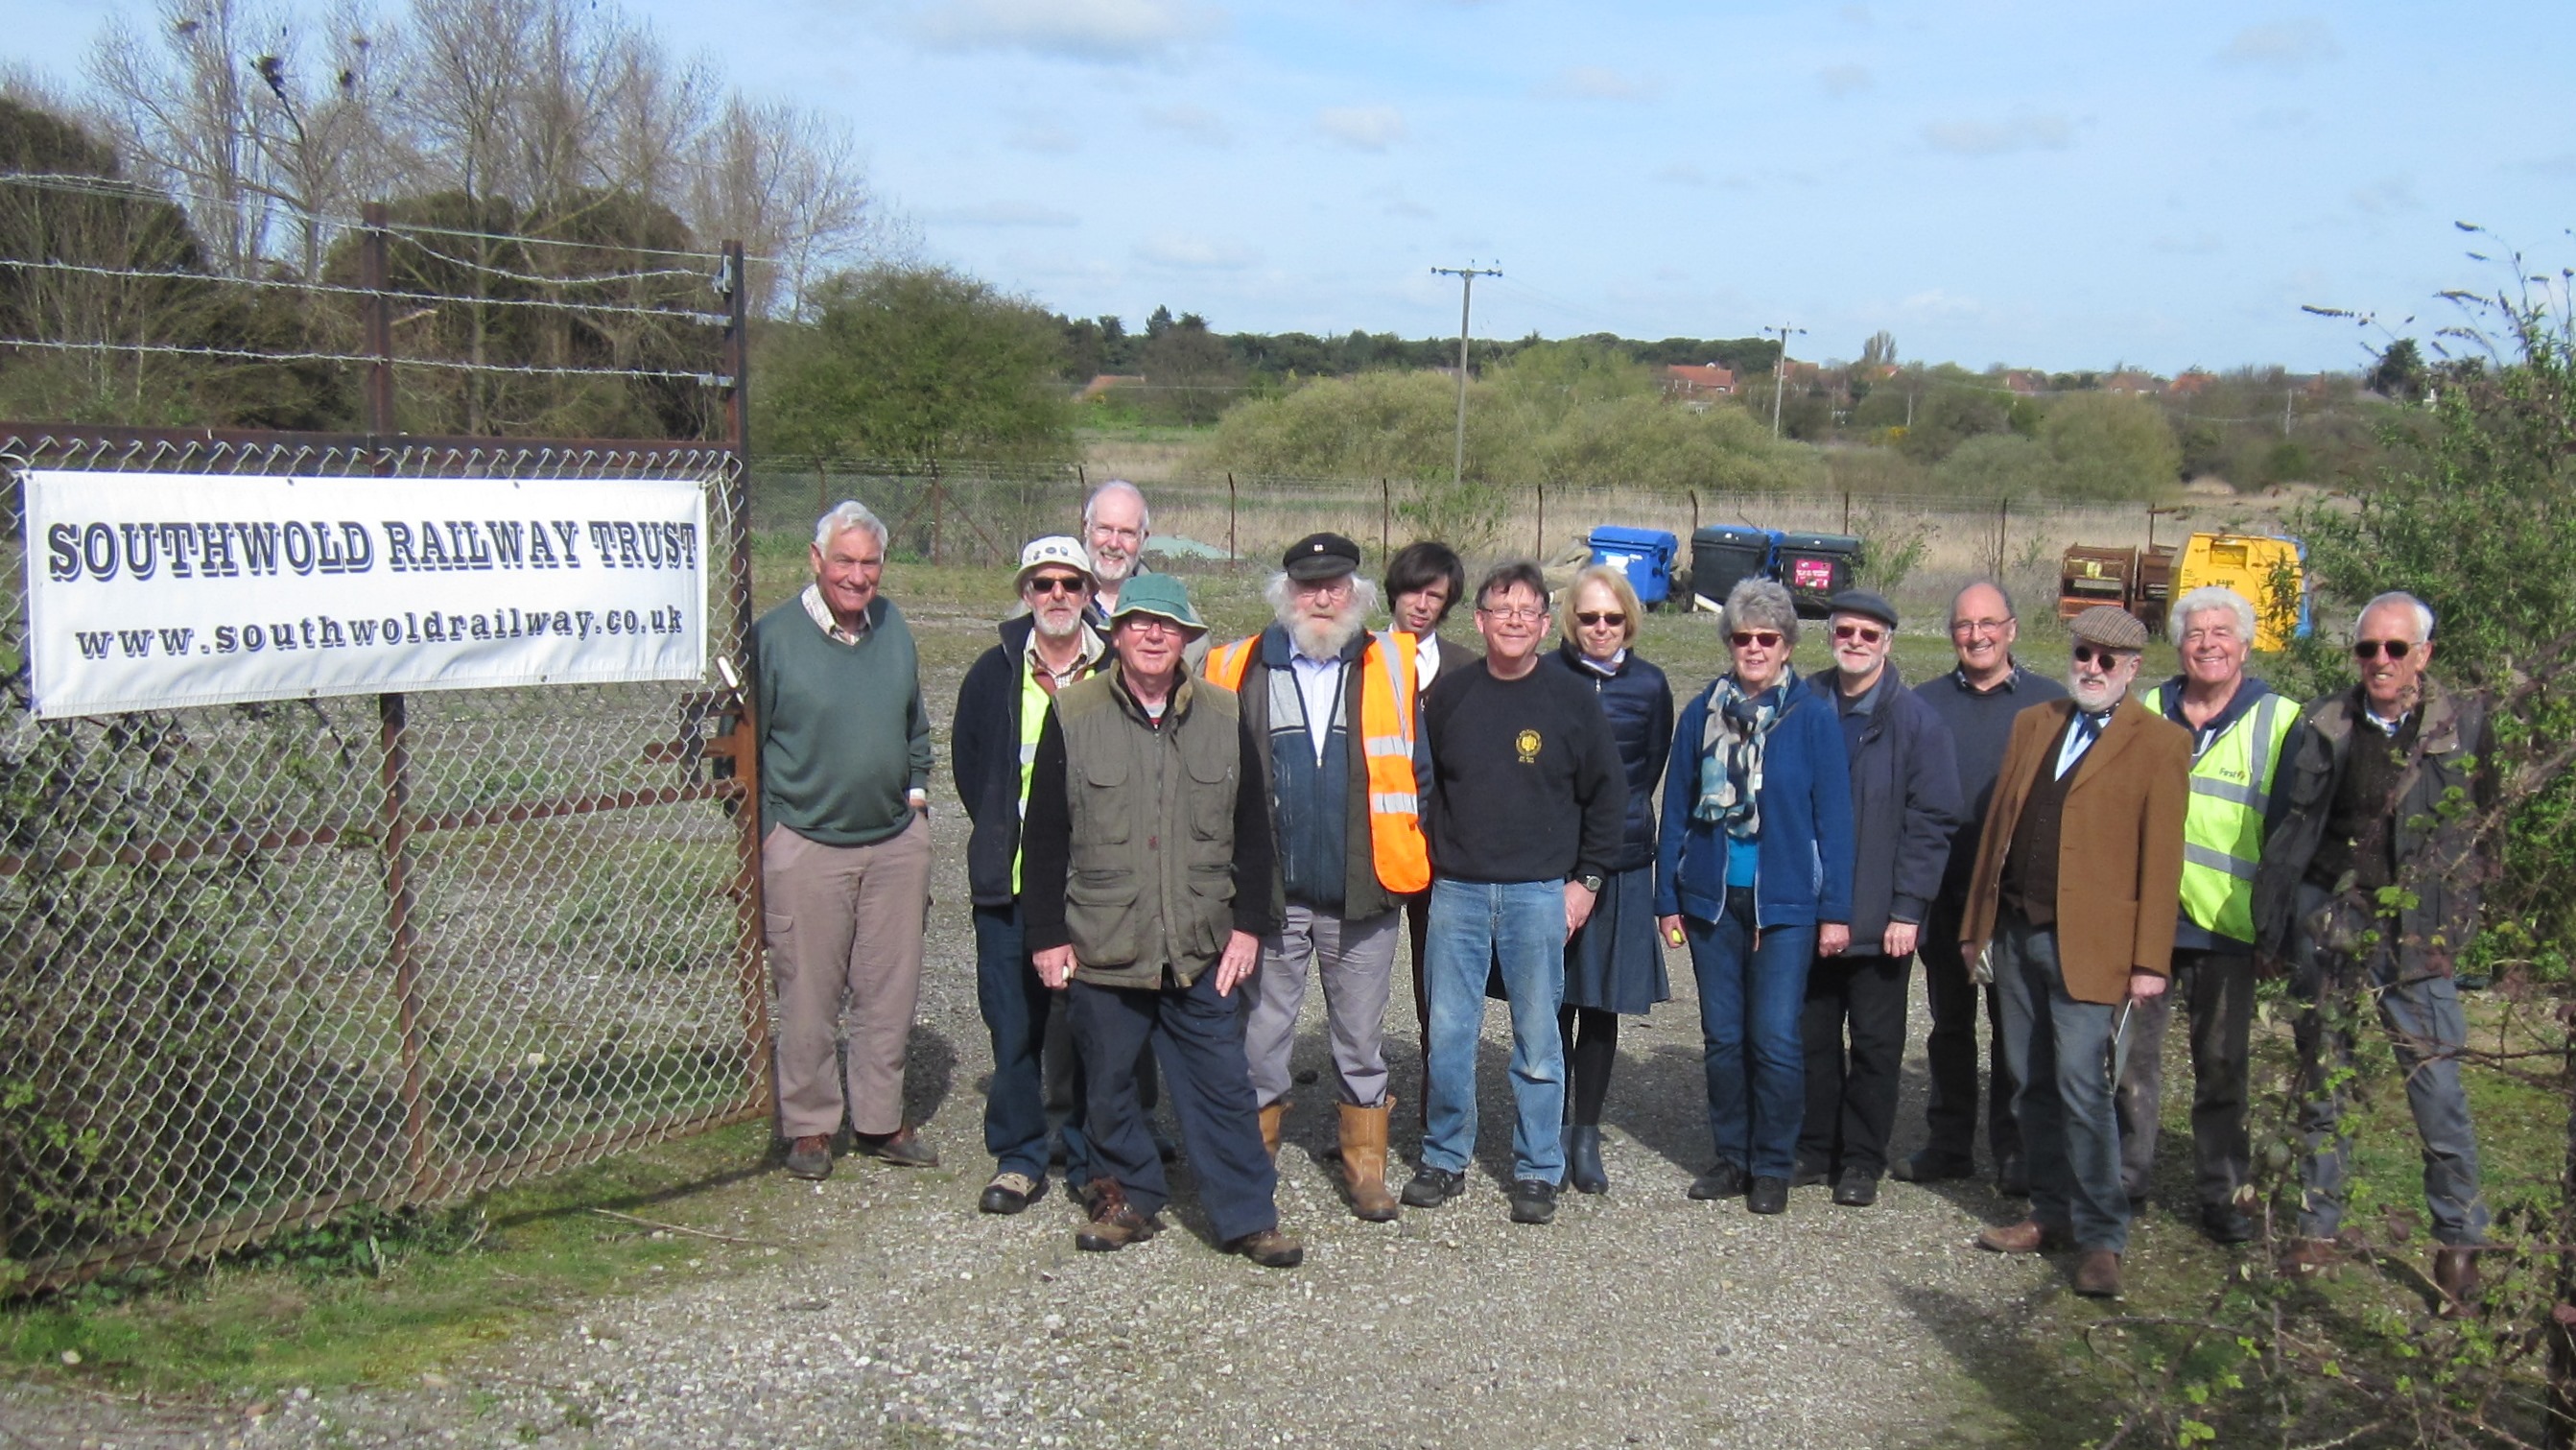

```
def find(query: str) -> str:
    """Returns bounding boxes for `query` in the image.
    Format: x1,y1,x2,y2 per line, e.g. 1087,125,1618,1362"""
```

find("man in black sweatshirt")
1400,560,1626,1226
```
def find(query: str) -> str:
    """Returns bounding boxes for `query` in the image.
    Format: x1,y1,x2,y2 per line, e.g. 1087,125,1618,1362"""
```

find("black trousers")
1066,971,1278,1245
1918,894,2022,1173
1799,950,1911,1178
2114,946,2256,1210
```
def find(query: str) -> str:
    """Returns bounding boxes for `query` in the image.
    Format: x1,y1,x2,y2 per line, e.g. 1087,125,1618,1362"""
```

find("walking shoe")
1227,1226,1305,1269
851,1128,939,1168
1995,1153,2030,1198
978,1171,1044,1215
1832,1171,1880,1208
2198,1203,2256,1246
1075,1180,1161,1252
1891,1153,1973,1184
1400,1165,1467,1208
2432,1247,2484,1318
2072,1249,2124,1298
1975,1218,2070,1254
783,1133,834,1181
1688,1161,1748,1200
1565,1125,1609,1195
1745,1176,1790,1215
1508,1178,1558,1224
1790,1157,1832,1189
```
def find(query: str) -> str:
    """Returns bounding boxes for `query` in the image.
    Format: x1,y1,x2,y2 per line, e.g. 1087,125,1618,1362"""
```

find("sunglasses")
1729,630,1784,649
1025,575,1088,596
1575,610,1627,628
2071,643,2133,667
1832,623,1886,645
2353,638,2415,660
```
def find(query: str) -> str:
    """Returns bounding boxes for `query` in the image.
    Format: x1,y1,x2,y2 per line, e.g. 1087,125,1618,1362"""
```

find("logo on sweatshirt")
1516,728,1542,764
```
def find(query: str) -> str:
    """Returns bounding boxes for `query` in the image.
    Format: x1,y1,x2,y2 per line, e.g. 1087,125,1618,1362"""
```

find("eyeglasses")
1832,623,1886,645
1024,575,1088,596
1950,617,2012,636
2353,638,2415,660
1575,610,1626,628
1478,605,1547,622
2071,643,2134,667
1729,630,1784,649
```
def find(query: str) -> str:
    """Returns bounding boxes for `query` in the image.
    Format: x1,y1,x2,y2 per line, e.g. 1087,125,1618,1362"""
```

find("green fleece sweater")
750,595,933,846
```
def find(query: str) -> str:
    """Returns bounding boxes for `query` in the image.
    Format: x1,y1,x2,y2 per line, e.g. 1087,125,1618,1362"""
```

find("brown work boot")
1257,1101,1288,1161
783,1133,834,1180
1075,1179,1161,1252
1337,1099,1401,1223
2280,1236,2343,1279
1974,1218,2066,1254
2072,1249,2124,1298
850,1127,938,1168
2432,1246,2485,1317
1227,1225,1305,1269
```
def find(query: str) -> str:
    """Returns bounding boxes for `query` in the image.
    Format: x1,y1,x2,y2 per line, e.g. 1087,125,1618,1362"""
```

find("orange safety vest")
1204,629,1430,894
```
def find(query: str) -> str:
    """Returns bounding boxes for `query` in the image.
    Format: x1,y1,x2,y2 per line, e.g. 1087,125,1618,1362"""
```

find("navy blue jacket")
1545,641,1674,872
1824,666,1964,943
1656,671,1855,929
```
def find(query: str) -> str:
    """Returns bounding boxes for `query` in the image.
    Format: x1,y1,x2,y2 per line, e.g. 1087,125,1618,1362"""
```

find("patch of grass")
1,1122,776,1399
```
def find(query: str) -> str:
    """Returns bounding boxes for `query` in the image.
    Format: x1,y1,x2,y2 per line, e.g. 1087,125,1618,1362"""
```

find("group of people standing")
747,480,2495,1308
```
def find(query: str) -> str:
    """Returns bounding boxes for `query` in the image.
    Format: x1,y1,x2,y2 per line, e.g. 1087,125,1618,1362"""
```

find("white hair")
2170,584,2257,642
1082,479,1151,532
814,500,888,551
2356,590,2435,642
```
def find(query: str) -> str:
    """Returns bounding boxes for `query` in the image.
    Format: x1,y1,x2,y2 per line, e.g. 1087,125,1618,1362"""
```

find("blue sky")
17,1,2576,372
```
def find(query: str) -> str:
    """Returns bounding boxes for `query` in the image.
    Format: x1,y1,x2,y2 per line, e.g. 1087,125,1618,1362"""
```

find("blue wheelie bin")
1585,526,1680,608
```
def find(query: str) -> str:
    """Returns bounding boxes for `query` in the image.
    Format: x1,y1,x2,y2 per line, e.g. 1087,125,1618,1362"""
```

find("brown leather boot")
1337,1099,1401,1223
1075,1178,1161,1252
1258,1101,1288,1161
2072,1249,2123,1298
2433,1247,2484,1317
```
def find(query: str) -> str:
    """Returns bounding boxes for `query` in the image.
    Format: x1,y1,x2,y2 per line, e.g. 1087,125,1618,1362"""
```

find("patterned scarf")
1694,668,1798,838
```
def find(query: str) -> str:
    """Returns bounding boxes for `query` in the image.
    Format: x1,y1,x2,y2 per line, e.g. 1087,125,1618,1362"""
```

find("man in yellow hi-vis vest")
1204,533,1430,1222
2114,584,2297,1246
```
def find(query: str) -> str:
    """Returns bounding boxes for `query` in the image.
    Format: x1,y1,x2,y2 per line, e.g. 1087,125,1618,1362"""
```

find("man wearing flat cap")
1205,534,1430,1222
1798,590,1962,1208
1960,606,2189,1298
1023,574,1304,1267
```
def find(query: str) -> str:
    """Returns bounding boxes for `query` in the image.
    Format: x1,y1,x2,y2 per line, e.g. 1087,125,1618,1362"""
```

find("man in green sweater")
752,501,938,1180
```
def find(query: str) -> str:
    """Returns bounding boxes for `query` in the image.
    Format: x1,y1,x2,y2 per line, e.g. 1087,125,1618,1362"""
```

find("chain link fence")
1,427,765,1294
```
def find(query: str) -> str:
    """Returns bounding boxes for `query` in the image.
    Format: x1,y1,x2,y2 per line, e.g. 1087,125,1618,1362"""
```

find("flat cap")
1283,532,1361,581
2068,605,2150,652
1826,589,1899,630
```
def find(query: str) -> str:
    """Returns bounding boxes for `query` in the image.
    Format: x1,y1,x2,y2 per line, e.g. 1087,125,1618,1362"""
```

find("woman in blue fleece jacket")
1655,578,1855,1215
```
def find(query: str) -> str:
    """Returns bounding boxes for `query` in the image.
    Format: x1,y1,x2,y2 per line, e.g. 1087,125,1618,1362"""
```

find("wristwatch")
1576,872,1605,893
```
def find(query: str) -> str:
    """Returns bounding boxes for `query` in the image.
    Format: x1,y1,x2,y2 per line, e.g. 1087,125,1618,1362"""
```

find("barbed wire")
0,335,732,387
0,256,734,325
386,232,719,290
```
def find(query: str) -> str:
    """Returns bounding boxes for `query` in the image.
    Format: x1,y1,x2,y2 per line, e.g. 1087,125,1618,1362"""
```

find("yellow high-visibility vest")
1205,630,1430,894
2144,683,2299,942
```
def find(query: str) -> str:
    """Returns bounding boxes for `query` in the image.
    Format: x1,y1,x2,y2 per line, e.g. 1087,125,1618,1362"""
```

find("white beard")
1287,608,1367,660
2068,674,2124,712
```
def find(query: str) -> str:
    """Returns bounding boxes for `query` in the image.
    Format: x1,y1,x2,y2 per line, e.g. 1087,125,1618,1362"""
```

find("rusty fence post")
1535,483,1546,559
1226,472,1237,564
721,239,772,1121
1380,478,1390,566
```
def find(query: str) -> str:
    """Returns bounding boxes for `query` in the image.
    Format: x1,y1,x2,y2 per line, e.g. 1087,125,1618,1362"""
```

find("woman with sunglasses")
1539,564,1675,1194
1655,577,1854,1215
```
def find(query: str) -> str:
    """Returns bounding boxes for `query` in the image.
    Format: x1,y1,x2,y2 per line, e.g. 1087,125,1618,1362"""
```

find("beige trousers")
763,814,931,1137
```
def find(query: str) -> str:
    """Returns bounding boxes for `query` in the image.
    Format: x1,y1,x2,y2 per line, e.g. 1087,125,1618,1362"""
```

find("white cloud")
1922,112,2072,156
1537,65,1655,102
1134,233,1257,269
906,0,1224,65
2216,18,2338,72
1817,63,1871,98
1317,105,1406,151
927,202,1079,227
1142,103,1233,145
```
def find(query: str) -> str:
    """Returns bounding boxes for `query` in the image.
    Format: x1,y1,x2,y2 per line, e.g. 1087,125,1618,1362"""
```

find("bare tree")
686,97,881,319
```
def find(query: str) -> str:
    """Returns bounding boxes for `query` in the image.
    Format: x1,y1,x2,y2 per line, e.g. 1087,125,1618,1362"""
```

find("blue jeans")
1990,911,2131,1253
1421,878,1568,1183
972,904,1090,1182
1687,888,1815,1179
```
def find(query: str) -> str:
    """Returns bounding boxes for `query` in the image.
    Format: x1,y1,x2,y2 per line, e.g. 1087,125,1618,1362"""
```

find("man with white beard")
1957,606,2189,1300
1205,534,1431,1222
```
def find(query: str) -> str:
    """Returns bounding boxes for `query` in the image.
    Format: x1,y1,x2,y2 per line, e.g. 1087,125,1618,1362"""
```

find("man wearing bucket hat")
952,536,1109,1215
1022,574,1304,1267
1204,533,1430,1222
1959,606,2189,1299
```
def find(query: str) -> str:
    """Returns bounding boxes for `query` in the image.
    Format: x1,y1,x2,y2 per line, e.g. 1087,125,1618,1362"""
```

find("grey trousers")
762,815,931,1138
2114,946,2256,1211
1242,903,1401,1109
1990,911,2134,1253
2291,882,2489,1246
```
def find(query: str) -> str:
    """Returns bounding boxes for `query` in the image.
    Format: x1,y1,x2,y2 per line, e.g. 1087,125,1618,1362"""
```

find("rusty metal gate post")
721,240,773,1122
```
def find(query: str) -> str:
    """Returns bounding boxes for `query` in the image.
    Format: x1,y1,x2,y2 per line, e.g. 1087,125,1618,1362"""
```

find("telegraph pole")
1765,322,1807,439
1433,264,1501,486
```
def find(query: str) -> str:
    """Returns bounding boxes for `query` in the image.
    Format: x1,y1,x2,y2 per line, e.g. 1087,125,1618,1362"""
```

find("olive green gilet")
1055,672,1243,989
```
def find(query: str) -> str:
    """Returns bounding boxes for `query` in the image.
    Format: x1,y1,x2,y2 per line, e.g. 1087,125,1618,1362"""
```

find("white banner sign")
23,470,709,719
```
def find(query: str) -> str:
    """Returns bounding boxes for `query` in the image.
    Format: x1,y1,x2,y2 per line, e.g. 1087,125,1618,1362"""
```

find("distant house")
2000,369,2048,396
1664,363,1737,398
1078,374,1146,401
2101,369,2164,395
2167,370,2216,397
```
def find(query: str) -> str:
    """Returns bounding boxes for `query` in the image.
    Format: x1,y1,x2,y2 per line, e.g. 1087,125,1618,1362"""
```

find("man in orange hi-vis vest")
1204,533,1430,1222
